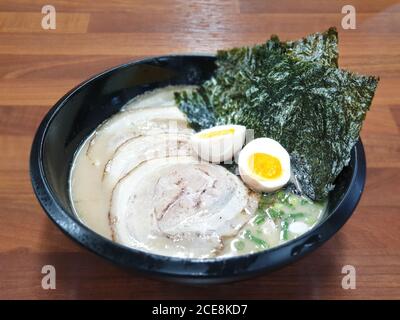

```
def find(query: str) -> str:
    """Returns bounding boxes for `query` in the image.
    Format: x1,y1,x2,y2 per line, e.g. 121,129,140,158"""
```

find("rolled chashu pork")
110,157,259,258
83,95,259,258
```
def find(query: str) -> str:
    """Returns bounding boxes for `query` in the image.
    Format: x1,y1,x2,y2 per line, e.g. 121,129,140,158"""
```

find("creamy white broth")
70,86,326,258
223,191,326,255
70,86,195,240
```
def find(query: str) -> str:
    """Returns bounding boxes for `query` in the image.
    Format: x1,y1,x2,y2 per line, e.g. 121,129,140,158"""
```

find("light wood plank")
0,12,90,33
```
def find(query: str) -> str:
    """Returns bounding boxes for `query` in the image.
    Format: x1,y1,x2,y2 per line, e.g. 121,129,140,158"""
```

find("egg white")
191,125,246,163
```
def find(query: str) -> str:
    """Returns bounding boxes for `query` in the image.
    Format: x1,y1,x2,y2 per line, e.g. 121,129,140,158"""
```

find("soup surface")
70,86,326,258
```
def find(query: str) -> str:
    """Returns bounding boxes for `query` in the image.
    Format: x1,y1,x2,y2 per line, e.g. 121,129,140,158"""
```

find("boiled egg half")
191,125,246,163
238,138,291,192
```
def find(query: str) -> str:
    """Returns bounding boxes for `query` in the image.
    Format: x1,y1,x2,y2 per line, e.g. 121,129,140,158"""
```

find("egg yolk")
248,153,282,179
199,128,235,139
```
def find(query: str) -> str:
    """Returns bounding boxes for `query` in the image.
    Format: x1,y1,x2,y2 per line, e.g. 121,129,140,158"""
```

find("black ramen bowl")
30,55,366,284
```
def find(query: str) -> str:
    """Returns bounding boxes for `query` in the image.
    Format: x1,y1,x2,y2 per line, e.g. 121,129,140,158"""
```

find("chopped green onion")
234,240,245,251
267,208,284,219
272,202,286,212
244,230,268,248
274,190,295,208
254,213,267,225
259,193,275,207
287,195,299,206
289,212,305,220
304,216,318,226
276,190,287,202
300,197,312,205
281,220,289,241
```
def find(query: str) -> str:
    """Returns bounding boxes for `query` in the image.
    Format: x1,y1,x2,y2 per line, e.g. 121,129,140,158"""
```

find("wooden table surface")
0,0,399,300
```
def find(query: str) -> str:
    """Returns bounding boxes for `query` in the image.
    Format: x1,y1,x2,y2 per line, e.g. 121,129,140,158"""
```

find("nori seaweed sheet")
277,26,339,67
175,28,378,200
176,28,339,131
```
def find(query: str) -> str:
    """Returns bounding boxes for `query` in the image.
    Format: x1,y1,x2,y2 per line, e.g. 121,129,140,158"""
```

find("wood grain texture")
0,0,399,300
0,12,90,33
